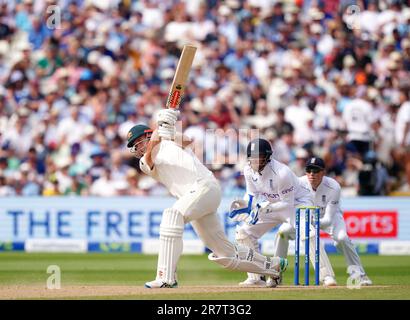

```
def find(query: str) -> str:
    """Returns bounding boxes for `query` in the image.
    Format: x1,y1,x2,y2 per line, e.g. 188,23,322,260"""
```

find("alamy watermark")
46,5,61,30
344,4,361,30
346,265,363,289
46,265,61,289
147,122,262,168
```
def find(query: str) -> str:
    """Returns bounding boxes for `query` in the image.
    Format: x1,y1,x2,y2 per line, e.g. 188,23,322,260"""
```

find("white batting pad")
156,208,184,284
235,227,262,281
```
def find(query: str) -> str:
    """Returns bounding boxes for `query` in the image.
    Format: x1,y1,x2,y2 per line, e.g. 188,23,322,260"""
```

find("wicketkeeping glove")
246,201,277,224
229,202,260,225
246,204,261,225
229,195,255,222
229,199,273,225
156,109,180,126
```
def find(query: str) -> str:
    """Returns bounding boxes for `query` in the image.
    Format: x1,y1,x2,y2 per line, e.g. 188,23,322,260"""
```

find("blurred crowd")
0,0,410,197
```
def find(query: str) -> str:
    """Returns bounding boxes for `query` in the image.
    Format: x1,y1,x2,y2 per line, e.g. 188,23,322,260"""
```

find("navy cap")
305,157,325,170
126,124,153,148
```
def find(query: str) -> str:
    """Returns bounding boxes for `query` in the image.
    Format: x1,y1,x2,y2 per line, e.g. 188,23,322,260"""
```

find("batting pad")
235,227,262,281
157,208,184,284
208,244,281,278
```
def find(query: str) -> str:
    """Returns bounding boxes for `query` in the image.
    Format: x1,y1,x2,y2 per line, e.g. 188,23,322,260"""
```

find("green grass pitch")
0,253,409,299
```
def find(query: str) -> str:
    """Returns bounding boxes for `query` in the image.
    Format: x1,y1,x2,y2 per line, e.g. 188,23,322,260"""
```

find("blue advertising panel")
1,197,410,254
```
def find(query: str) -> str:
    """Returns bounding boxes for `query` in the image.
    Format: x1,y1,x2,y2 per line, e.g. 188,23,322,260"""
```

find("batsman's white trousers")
173,179,235,258
155,179,285,284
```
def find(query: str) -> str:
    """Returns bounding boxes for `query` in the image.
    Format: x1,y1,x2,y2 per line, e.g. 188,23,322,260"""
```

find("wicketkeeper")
126,109,287,288
229,139,337,287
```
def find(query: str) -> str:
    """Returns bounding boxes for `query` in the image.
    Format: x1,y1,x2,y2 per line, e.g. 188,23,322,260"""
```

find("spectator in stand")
358,150,391,196
0,0,408,197
395,88,410,191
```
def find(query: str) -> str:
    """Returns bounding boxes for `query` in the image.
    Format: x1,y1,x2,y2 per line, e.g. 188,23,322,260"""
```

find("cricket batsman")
126,109,287,288
299,157,372,286
229,138,336,287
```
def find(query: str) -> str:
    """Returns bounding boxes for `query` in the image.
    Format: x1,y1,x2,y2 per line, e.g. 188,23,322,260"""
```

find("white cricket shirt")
244,159,311,210
149,140,216,198
298,175,343,223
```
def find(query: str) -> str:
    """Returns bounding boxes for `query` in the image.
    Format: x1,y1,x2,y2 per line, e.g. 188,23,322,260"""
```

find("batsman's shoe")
239,277,266,287
323,276,337,286
358,275,372,286
266,274,282,287
266,259,286,288
145,279,178,289
266,258,288,288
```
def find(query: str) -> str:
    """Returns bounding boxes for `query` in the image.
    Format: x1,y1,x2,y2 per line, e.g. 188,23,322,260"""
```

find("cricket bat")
165,45,197,109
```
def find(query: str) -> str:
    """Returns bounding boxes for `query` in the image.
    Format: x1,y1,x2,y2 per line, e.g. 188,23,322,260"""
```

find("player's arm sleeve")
243,170,258,202
144,129,160,168
321,185,341,228
263,170,295,212
139,154,153,175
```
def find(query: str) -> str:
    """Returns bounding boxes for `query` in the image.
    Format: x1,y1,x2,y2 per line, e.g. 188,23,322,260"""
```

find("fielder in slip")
299,157,372,286
229,139,336,287
126,112,287,288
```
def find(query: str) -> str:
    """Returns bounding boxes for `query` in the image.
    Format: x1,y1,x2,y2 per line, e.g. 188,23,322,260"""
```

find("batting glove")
156,109,180,126
158,123,176,140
